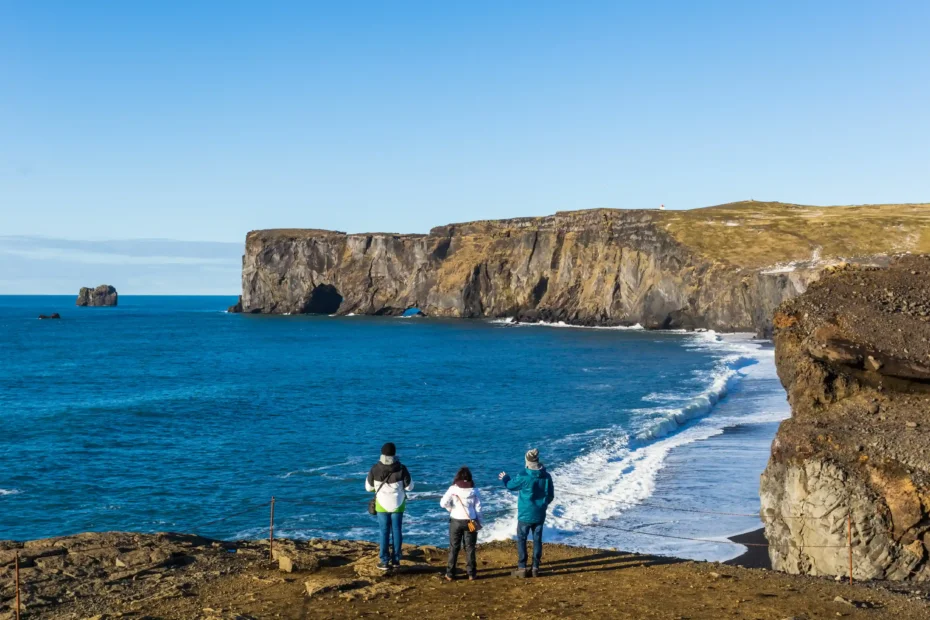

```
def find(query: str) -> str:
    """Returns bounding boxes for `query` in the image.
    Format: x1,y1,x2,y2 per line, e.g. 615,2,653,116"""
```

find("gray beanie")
525,448,542,470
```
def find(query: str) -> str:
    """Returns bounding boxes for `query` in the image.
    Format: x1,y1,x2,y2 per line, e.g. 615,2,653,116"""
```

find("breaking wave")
483,331,770,546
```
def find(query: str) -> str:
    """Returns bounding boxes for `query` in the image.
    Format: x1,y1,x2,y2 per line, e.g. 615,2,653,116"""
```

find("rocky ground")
2,532,930,619
761,255,930,580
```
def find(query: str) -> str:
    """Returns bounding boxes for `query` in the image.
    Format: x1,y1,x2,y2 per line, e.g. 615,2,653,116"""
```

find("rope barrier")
555,490,826,521
196,500,272,528
552,514,850,549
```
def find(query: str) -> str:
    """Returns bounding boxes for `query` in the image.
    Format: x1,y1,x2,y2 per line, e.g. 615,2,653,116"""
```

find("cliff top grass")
662,200,930,269
249,200,930,271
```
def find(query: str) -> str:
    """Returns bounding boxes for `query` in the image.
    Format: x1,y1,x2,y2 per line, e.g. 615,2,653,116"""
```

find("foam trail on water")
278,457,362,479
0,488,20,496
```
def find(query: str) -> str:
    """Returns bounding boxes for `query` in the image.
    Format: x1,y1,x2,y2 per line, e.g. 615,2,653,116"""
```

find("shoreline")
724,528,771,569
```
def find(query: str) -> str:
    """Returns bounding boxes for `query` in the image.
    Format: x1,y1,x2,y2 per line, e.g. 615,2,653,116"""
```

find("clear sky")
2,1,929,245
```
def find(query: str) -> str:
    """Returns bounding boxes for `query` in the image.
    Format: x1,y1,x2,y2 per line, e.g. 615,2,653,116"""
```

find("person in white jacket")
440,466,483,580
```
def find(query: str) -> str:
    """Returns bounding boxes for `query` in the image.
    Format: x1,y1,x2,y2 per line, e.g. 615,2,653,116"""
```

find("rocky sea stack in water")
76,284,118,307
238,201,930,335
761,255,930,580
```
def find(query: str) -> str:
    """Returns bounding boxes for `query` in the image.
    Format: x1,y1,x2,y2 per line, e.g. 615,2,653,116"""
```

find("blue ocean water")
0,296,788,560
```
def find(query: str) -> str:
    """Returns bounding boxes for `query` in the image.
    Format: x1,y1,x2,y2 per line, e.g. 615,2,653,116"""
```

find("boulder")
227,296,243,313
38,313,61,319
76,285,118,307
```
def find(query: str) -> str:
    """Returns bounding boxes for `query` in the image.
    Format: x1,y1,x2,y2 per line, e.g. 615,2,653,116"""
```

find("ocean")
0,295,788,561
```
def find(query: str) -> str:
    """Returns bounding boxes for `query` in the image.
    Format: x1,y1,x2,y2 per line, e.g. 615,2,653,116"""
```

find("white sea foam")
0,488,21,496
278,457,362,479
484,331,779,548
490,317,643,330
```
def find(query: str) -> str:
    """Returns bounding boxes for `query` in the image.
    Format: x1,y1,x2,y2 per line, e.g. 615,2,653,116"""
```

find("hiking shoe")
376,562,390,571
390,559,401,568
531,567,540,578
511,568,527,578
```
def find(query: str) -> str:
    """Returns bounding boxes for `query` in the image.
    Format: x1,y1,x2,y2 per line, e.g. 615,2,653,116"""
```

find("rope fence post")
15,551,21,620
847,513,853,585
269,497,276,561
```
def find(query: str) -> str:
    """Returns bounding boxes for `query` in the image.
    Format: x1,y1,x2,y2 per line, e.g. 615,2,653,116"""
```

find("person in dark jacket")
365,442,414,570
499,448,555,578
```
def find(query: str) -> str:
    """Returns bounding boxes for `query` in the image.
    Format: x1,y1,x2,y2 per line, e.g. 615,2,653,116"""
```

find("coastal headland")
237,201,930,335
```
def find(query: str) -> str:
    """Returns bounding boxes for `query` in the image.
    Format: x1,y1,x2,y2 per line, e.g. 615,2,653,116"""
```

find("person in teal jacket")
498,448,555,578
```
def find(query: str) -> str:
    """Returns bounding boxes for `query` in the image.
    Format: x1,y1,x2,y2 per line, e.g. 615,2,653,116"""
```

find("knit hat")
525,448,542,470
381,442,396,457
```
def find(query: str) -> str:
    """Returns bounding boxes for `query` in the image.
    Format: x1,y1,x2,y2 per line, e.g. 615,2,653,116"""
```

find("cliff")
238,201,930,334
76,284,118,307
760,255,930,580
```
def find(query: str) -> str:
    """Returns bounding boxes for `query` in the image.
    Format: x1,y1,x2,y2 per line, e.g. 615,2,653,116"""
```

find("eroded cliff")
760,256,930,580
239,201,930,333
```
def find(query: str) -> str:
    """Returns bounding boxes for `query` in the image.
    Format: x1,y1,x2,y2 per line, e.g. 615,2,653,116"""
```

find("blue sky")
1,1,929,291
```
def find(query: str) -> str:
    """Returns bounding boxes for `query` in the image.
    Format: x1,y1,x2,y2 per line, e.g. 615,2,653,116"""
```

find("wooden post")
15,551,21,620
847,513,853,585
269,497,276,561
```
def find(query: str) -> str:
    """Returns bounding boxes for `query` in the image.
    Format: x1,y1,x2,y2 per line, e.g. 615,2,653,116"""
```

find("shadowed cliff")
239,201,930,334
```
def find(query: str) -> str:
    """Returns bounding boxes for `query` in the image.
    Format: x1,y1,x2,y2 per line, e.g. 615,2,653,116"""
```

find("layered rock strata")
238,202,930,334
760,255,930,580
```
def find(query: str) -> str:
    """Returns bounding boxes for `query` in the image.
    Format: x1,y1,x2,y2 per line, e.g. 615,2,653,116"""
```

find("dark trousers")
447,518,478,577
517,521,544,569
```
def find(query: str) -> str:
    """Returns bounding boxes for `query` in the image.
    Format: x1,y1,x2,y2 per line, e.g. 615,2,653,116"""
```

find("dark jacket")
501,467,555,524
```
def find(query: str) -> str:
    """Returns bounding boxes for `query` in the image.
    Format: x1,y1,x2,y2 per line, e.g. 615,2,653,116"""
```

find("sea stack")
760,255,930,581
76,285,118,307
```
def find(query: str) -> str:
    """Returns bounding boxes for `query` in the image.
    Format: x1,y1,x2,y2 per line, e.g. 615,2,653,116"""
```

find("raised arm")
503,472,525,491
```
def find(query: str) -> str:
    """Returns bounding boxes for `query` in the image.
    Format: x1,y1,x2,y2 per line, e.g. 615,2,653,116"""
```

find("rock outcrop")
76,285,118,307
760,255,930,581
239,201,930,334
37,313,60,319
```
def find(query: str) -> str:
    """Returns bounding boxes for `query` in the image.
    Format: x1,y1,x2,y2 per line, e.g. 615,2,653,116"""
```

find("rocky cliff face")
241,202,930,333
76,284,118,307
760,256,930,580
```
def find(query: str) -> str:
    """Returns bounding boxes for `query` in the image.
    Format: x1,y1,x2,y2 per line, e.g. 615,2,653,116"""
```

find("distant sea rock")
76,285,118,307
38,313,61,319
227,296,243,313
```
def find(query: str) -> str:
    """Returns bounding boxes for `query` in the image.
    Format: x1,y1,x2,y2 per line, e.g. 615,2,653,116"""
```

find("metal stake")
847,513,853,585
15,551,21,620
269,497,276,560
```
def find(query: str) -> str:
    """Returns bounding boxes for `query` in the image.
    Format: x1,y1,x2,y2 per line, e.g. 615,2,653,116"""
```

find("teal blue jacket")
500,467,555,524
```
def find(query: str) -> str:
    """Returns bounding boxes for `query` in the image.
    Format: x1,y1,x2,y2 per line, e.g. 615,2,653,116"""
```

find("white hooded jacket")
440,484,483,521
